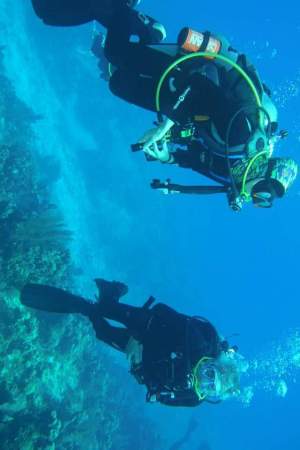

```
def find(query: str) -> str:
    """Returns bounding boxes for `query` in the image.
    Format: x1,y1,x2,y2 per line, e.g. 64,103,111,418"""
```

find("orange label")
206,37,221,54
182,30,204,53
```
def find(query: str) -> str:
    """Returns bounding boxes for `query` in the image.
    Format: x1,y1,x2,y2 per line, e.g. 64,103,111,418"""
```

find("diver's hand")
139,118,175,152
138,127,163,147
144,140,174,163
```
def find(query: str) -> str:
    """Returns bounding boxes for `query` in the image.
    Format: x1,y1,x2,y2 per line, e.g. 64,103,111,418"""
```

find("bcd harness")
126,303,221,404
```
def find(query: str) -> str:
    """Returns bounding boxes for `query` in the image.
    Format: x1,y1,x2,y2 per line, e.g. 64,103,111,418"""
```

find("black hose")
151,179,228,195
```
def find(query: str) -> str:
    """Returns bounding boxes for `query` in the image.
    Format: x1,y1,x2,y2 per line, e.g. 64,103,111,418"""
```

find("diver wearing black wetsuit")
104,7,262,148
99,2,284,157
31,0,267,146
95,287,221,407
31,0,298,205
20,279,228,407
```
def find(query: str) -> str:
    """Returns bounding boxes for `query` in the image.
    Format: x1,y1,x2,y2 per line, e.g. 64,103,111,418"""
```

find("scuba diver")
31,0,298,210
20,279,247,407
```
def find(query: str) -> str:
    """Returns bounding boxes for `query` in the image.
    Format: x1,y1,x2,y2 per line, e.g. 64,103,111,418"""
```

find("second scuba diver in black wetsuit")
31,0,298,210
20,280,247,407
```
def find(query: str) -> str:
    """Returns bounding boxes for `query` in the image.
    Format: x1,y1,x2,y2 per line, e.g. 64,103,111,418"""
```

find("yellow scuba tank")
178,28,221,58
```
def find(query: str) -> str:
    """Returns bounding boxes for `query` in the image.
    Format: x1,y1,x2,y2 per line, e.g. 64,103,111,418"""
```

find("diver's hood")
267,157,298,194
251,157,298,201
232,156,298,197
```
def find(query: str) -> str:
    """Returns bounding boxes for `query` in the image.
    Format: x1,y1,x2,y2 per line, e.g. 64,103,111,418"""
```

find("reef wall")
0,48,162,450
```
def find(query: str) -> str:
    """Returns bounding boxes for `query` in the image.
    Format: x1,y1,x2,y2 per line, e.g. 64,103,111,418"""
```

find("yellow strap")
192,356,214,400
194,115,210,122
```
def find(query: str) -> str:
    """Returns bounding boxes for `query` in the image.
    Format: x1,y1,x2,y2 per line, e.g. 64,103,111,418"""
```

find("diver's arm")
140,118,175,152
141,72,205,156
144,143,215,175
170,147,214,180
170,149,195,168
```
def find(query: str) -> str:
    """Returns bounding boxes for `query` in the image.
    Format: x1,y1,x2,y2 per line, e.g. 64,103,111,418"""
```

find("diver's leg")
94,279,152,338
98,301,187,346
99,302,151,338
92,30,170,88
104,6,169,76
109,70,157,111
90,312,131,352
20,284,131,351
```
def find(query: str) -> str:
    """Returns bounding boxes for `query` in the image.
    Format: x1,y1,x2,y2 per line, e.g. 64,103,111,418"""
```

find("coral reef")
0,48,163,449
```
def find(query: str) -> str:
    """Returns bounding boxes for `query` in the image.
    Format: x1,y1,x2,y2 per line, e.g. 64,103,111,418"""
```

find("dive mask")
193,358,223,401
193,350,247,402
199,363,222,399
252,191,273,208
251,179,282,208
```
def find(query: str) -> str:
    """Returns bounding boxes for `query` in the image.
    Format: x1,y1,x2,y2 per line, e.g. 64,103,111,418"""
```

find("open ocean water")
0,1,300,449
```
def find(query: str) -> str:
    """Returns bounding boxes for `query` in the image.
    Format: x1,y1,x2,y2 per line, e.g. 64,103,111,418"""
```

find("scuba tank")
178,28,222,58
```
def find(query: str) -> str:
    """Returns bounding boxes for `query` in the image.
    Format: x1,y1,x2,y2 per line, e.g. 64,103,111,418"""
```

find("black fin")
94,278,128,303
20,284,93,316
31,0,118,27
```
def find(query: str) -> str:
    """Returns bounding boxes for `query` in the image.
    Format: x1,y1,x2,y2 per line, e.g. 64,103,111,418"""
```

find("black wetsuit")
103,7,267,147
32,0,265,147
92,298,221,407
171,140,233,186
31,0,125,27
20,279,221,407
102,6,283,196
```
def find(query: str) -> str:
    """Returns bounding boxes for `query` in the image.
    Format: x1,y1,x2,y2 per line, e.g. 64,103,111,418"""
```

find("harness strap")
200,32,211,52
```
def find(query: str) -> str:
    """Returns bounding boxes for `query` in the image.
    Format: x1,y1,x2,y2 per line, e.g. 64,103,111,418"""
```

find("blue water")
2,1,300,448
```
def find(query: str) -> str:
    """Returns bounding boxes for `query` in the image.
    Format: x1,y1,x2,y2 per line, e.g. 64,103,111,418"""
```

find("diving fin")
20,284,93,316
31,0,135,28
94,278,128,304
31,0,97,26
